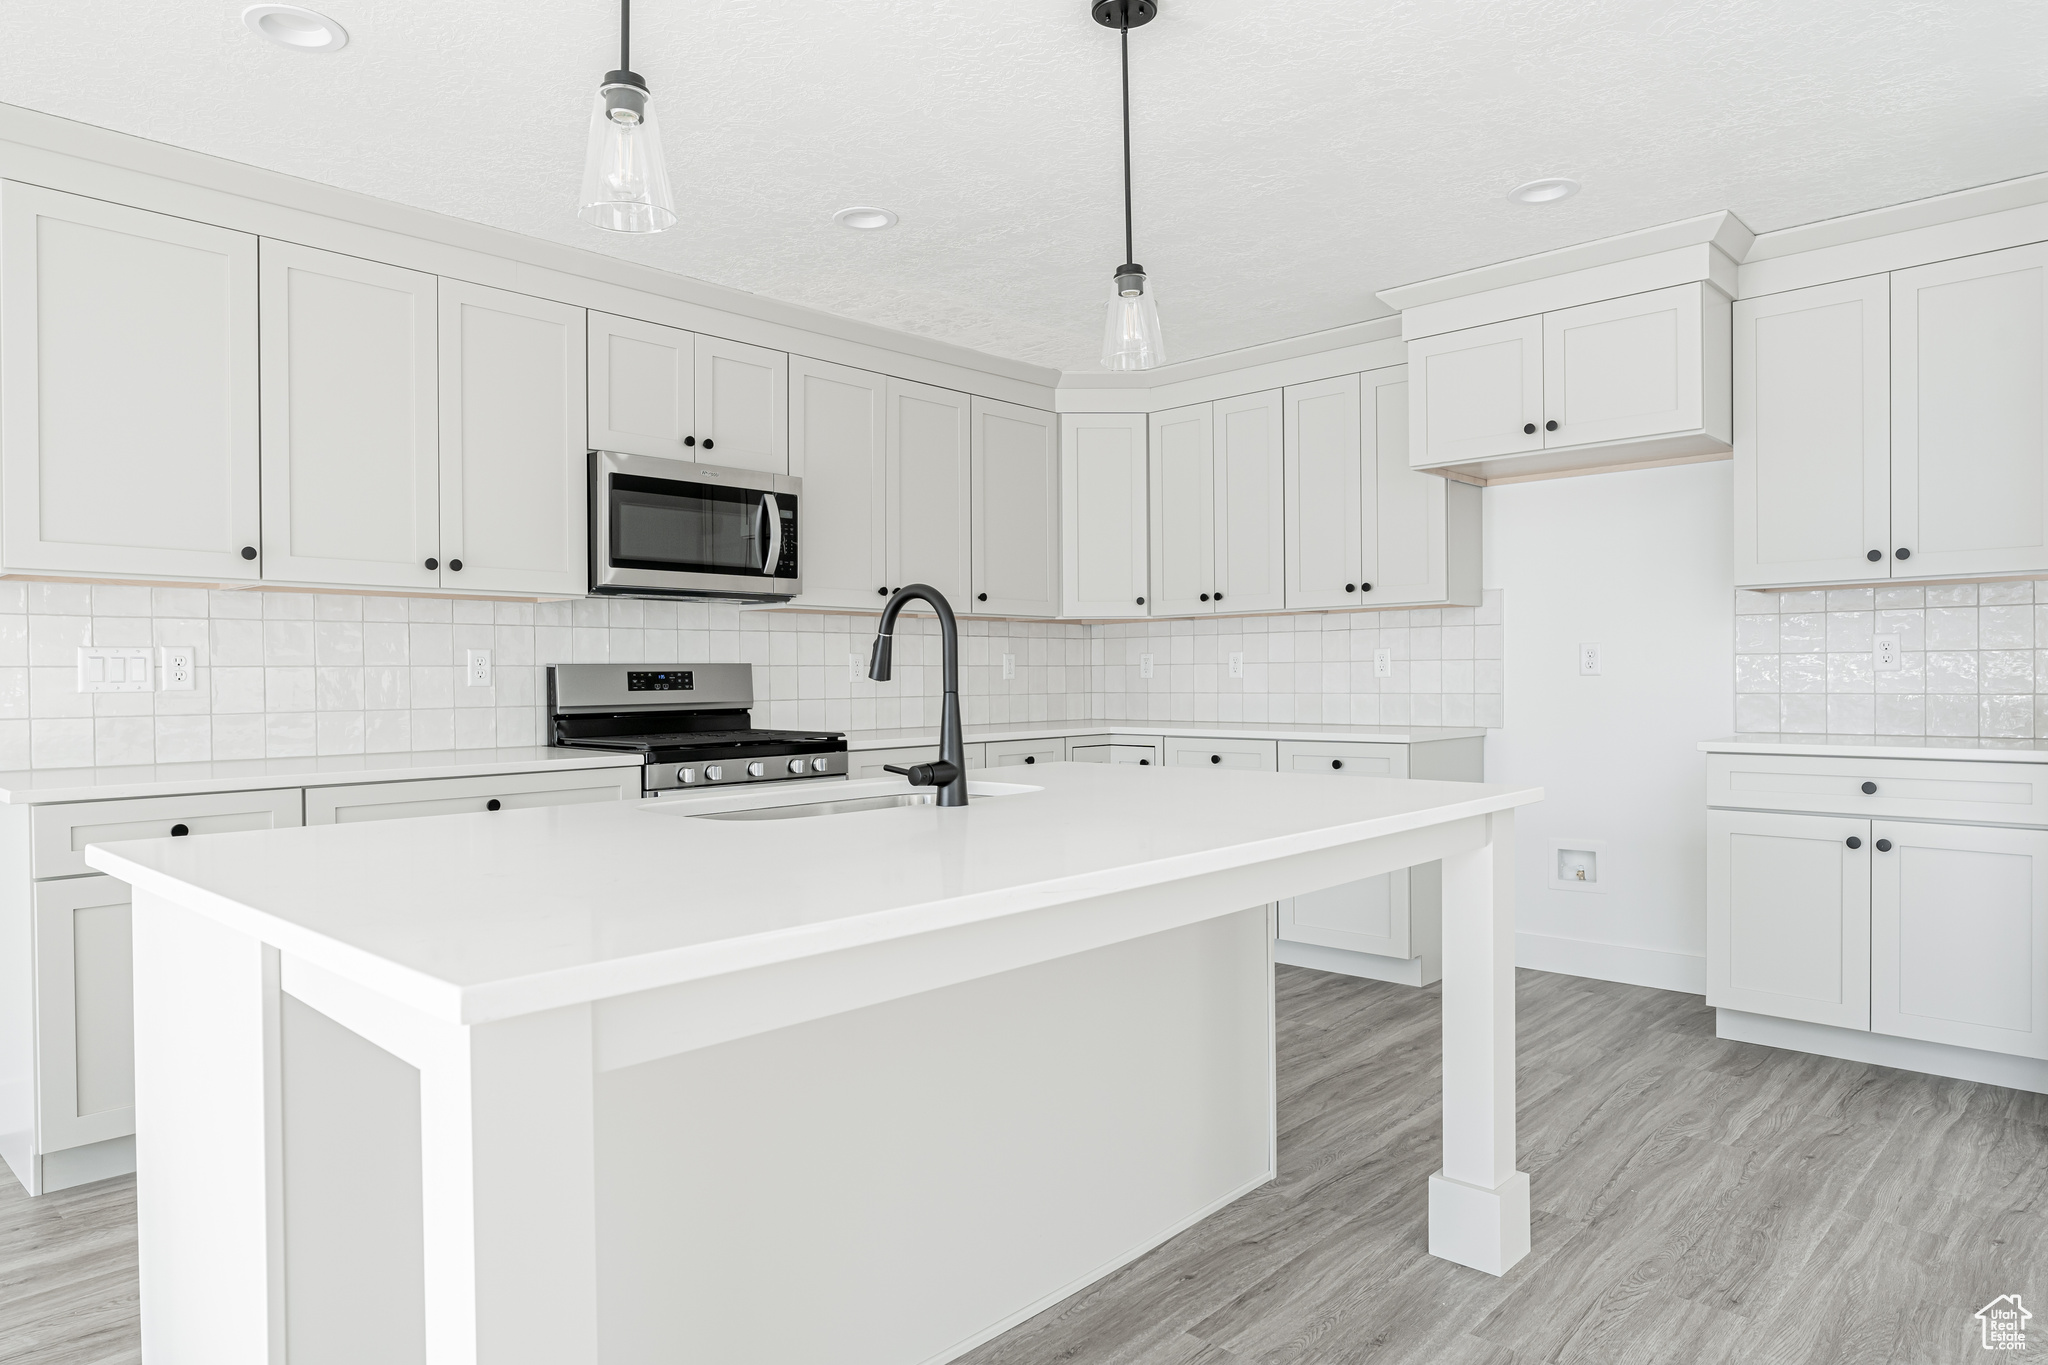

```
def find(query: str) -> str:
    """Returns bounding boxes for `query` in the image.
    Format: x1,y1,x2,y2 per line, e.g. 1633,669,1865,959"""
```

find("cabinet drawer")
1707,754,2048,826
1280,871,1412,958
1277,740,1408,778
305,768,636,825
986,737,1065,768
847,745,987,780
34,875,135,1152
32,788,304,879
1068,742,1156,765
1163,737,1278,771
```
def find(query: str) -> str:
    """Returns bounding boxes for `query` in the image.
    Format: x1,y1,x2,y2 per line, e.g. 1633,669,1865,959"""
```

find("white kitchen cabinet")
587,312,694,461
1732,276,1892,587
1282,869,1414,960
886,379,972,609
985,736,1064,768
1148,392,1284,616
1870,820,2048,1059
1282,374,1363,610
1148,404,1214,615
789,356,889,609
693,335,788,474
31,787,305,880
970,399,1059,617
1541,284,1705,450
1061,413,1150,616
32,876,136,1155
1705,808,1871,1031
1407,314,1543,466
0,182,261,581
1163,737,1277,771
848,744,987,779
305,768,637,824
438,280,587,596
259,241,441,590
1891,243,2048,579
1066,741,1156,765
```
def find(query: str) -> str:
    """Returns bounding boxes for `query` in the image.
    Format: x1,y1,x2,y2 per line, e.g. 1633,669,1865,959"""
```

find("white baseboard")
1274,938,1431,986
1717,1009,2048,1095
40,1133,135,1193
1514,932,1706,995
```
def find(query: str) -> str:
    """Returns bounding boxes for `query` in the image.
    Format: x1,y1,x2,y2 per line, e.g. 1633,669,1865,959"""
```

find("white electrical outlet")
1228,651,1244,679
1002,653,1016,680
159,646,195,691
1140,653,1155,680
849,650,864,682
1374,648,1392,679
1875,635,1901,671
1579,643,1602,676
77,647,152,693
465,649,492,687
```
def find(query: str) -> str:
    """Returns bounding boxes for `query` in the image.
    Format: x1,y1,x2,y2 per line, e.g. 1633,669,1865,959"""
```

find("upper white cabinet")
1407,283,1732,481
1060,413,1149,616
969,398,1059,617
789,356,888,609
259,241,441,590
438,280,587,596
587,313,788,473
1284,366,1480,611
0,183,261,581
1147,393,1284,616
886,378,972,608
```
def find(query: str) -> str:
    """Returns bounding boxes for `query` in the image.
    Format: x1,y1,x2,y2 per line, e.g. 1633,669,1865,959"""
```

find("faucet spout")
868,585,968,807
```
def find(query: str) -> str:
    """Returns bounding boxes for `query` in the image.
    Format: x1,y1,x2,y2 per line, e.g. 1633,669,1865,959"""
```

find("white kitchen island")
86,761,1540,1365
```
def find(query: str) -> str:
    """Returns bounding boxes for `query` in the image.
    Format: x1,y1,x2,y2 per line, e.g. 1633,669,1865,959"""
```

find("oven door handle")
760,492,782,576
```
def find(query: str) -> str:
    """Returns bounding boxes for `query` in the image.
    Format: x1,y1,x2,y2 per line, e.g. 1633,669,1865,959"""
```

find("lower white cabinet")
306,769,638,824
1163,737,1278,771
848,744,988,780
1705,808,1871,1030
985,737,1064,768
32,876,136,1154
1067,741,1156,765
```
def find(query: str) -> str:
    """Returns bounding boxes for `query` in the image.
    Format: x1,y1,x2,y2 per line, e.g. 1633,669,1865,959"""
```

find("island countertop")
85,763,1540,1027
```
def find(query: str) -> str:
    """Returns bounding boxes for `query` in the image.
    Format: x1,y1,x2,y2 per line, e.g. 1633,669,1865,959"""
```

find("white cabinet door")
984,736,1065,767
694,335,788,474
1892,243,2048,579
885,378,971,607
1542,283,1703,449
970,398,1058,617
587,311,694,461
305,768,637,824
1733,276,1892,587
790,356,888,609
1148,403,1214,615
0,182,260,580
1280,872,1412,959
1870,820,2048,1059
438,281,587,595
1162,736,1277,770
1362,365,1457,607
1706,809,1871,1030
1067,742,1156,765
1212,390,1285,612
1060,413,1150,616
33,875,135,1152
1407,314,1544,467
849,743,987,779
1284,374,1363,610
260,241,439,590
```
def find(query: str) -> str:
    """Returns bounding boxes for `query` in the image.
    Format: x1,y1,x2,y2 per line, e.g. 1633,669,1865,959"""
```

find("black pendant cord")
1120,16,1134,267
620,0,630,73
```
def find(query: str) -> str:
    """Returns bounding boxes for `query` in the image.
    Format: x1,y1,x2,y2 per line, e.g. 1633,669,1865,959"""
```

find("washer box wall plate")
1548,838,1607,893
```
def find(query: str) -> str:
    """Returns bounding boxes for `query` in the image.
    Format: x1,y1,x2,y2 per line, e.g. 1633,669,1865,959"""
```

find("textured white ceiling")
4,1,2045,372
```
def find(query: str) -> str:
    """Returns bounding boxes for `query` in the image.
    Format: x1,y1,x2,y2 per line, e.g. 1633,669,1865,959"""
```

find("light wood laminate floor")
5,967,2044,1363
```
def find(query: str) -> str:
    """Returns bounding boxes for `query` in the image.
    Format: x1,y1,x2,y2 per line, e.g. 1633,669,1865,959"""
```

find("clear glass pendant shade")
1101,270,1166,371
578,81,676,234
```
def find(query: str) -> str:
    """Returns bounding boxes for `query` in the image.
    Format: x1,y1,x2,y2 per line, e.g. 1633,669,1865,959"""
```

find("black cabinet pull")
1361,583,1372,592
1845,836,1861,849
1545,419,1559,432
1875,838,1893,852
486,799,502,811
1024,755,1035,764
702,439,714,450
1209,754,1221,764
240,546,257,561
684,436,696,447
1200,593,1210,602
1331,759,1343,770
449,559,463,572
425,557,439,570
1867,550,1883,562
1213,592,1223,601
1522,422,1536,434
170,823,190,837
1345,583,1357,593
1861,781,1877,794
1138,758,1150,765
977,593,988,602
1136,596,1145,605
1895,548,1911,560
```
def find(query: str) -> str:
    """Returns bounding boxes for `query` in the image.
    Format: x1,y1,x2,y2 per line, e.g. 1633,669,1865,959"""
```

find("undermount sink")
687,780,1040,822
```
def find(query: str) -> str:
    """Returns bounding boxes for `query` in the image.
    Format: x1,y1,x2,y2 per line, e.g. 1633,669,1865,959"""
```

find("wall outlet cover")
1374,648,1392,679
1228,651,1244,679
1579,643,1602,676
1140,653,1155,680
1548,839,1607,893
465,649,492,687
1002,653,1016,680
1875,635,1901,670
77,647,152,693
159,646,195,691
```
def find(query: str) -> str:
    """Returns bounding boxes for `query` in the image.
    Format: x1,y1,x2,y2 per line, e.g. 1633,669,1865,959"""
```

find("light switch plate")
466,649,492,687
77,647,152,693
159,646,195,691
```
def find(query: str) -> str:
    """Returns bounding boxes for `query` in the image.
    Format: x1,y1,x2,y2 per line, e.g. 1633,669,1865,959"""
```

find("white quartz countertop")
848,721,1489,751
1701,735,2048,763
0,746,645,805
86,763,1540,1026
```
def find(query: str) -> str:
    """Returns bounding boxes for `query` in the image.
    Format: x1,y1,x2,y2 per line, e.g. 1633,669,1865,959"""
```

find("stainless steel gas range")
547,663,847,796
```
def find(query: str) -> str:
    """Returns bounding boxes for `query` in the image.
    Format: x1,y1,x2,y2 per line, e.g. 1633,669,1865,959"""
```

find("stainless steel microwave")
589,451,801,601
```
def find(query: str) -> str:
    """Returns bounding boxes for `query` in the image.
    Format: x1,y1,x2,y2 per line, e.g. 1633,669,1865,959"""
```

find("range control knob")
811,757,830,772
747,761,766,778
788,758,807,774
705,765,724,781
677,767,697,784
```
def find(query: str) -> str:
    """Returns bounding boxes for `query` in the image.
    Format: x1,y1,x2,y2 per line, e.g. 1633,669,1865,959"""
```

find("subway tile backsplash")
0,582,1505,770
1734,580,2048,738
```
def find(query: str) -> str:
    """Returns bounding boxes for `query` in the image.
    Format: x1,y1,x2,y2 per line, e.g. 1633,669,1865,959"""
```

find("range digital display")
626,670,694,692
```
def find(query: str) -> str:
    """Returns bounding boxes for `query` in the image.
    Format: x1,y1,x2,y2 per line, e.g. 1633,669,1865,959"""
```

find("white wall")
1484,460,1735,994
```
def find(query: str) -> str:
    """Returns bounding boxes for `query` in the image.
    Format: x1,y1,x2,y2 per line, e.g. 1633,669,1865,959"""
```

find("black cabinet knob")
1845,836,1862,849
1136,596,1145,605
1345,583,1357,593
240,546,257,561
486,799,502,811
170,823,190,837
1200,593,1210,602
1361,583,1372,592
1331,759,1343,770
1523,422,1536,434
1213,592,1223,601
1139,758,1150,765
1895,548,1911,560
1861,781,1877,794
1875,838,1893,852
1024,755,1035,764
425,557,439,570
877,586,889,596
977,593,987,601
449,559,463,572
1545,419,1559,432
1867,550,1883,562
1209,754,1221,764
702,439,714,450
684,436,696,447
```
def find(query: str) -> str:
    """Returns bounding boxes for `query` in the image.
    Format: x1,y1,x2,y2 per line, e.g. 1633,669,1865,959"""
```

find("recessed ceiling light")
833,207,898,231
242,5,349,52
1508,178,1580,205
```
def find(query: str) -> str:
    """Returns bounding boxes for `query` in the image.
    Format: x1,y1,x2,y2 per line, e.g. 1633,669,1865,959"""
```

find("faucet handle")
884,760,961,789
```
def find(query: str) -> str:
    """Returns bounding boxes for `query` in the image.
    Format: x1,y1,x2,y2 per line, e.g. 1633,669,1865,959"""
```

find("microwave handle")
761,493,782,576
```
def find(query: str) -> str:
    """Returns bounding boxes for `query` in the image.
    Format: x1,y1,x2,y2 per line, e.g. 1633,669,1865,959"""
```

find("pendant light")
1094,0,1165,371
578,0,677,234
